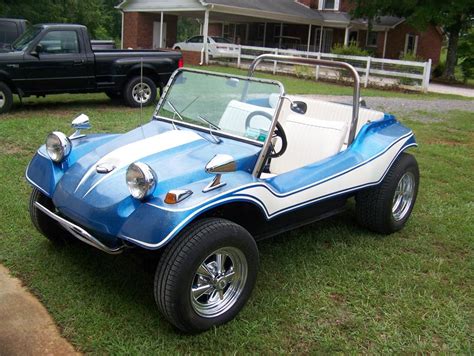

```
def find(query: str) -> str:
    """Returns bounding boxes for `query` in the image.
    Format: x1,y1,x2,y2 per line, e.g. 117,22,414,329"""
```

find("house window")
319,0,339,10
366,31,378,47
404,34,418,55
349,31,358,44
257,24,265,40
223,23,236,41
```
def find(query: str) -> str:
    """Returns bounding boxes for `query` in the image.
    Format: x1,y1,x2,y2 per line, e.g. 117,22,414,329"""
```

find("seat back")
219,100,274,136
270,115,348,175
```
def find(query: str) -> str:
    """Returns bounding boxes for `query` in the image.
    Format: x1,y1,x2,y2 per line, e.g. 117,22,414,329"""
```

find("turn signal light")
164,189,192,204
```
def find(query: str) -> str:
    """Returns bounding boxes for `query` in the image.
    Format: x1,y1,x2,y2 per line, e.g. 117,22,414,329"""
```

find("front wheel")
154,218,259,333
0,81,13,114
123,76,157,108
29,188,70,244
356,152,419,234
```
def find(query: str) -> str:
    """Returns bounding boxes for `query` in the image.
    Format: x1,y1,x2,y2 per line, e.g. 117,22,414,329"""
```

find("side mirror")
203,154,236,192
290,101,307,115
70,113,91,139
31,43,43,57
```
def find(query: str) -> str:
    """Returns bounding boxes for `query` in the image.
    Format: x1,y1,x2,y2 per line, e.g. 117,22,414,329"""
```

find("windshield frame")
153,68,285,147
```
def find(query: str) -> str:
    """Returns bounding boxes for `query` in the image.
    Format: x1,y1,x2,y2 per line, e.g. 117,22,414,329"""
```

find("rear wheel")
356,152,419,234
154,218,259,333
29,188,70,244
123,76,157,108
0,82,13,114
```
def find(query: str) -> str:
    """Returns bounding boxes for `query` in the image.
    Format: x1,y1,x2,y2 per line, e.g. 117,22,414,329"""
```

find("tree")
349,0,474,81
0,0,122,40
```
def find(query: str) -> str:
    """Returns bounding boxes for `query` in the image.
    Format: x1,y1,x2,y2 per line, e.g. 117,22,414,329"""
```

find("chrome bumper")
34,202,126,255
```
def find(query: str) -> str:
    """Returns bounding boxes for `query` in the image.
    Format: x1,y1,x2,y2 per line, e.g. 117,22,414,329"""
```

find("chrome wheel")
392,172,415,221
0,90,5,108
191,247,248,318
132,82,151,104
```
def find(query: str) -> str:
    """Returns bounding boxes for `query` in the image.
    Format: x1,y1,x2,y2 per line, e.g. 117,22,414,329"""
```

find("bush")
458,30,474,83
433,61,446,78
294,65,314,80
331,42,369,57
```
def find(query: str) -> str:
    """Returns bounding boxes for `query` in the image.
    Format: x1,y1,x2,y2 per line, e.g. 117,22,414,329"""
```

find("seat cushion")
218,100,274,136
270,115,348,175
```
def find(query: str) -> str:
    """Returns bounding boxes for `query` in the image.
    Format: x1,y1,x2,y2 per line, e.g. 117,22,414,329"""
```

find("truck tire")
0,82,13,114
29,188,71,245
154,218,259,333
356,152,419,234
123,76,157,108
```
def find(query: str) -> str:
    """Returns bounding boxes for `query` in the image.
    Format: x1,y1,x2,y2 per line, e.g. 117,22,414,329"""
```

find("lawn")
0,88,472,353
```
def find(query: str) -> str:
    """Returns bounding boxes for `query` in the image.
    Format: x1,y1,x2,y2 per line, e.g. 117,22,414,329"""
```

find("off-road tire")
154,218,259,333
0,81,13,114
123,76,157,108
29,188,70,244
356,152,419,234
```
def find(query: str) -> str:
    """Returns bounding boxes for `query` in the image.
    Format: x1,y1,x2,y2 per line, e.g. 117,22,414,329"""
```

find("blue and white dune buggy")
26,55,419,332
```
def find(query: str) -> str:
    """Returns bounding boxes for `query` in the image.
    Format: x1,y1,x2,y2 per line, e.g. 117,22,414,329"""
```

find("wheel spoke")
192,284,213,299
197,263,214,279
223,269,235,283
218,288,224,300
216,253,226,275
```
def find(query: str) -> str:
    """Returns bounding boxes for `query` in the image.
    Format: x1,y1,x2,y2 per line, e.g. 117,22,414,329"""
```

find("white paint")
203,9,210,64
153,21,167,48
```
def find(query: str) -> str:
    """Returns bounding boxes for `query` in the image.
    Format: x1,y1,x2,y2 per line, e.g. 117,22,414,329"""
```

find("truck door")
21,29,93,93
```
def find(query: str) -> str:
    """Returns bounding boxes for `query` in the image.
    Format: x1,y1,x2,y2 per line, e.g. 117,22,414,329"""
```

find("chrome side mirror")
70,114,91,139
203,154,236,192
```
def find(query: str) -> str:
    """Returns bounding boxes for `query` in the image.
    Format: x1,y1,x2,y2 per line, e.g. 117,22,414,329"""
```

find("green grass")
0,94,473,353
191,65,473,100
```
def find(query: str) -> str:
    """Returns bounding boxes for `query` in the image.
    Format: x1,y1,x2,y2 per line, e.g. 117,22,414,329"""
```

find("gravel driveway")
303,95,474,122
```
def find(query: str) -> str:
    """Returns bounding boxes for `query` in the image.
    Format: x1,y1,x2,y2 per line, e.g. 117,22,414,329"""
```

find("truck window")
0,21,19,44
39,30,80,54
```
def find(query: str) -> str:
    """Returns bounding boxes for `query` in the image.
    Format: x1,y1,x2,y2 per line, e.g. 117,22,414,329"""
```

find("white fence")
213,45,432,92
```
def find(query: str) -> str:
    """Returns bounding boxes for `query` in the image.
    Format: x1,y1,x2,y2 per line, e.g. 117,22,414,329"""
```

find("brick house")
116,0,443,65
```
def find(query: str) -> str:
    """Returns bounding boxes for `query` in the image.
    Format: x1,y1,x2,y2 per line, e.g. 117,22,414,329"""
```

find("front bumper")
35,202,127,254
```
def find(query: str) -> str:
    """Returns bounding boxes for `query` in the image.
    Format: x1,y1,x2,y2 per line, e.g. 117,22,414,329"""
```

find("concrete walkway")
0,265,79,356
429,83,474,98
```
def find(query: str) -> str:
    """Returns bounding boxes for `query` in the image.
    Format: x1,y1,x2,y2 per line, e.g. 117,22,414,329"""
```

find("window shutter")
334,0,340,10
414,35,419,55
318,0,323,10
404,33,409,54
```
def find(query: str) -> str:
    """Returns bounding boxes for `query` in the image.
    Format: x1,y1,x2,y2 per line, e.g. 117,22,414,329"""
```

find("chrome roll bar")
248,54,361,146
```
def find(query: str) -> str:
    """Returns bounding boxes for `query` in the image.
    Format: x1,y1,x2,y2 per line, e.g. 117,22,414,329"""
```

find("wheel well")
125,68,163,89
196,202,267,237
0,76,17,95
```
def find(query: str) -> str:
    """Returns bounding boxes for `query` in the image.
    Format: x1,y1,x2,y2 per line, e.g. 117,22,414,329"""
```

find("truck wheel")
0,82,13,114
123,76,157,108
356,152,419,234
29,188,70,245
154,218,259,333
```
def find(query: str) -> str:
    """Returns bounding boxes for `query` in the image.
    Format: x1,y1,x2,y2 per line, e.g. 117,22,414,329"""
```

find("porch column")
318,25,324,52
307,24,312,52
263,22,267,47
120,11,124,49
160,11,164,47
382,30,388,58
344,26,350,46
279,23,283,48
203,9,210,64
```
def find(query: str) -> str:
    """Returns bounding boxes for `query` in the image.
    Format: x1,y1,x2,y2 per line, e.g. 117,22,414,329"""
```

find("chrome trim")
70,113,91,140
167,189,193,203
203,174,226,193
205,154,236,174
126,162,157,200
34,202,126,254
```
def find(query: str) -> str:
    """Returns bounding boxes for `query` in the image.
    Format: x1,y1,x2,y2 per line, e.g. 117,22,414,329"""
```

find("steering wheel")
244,111,287,158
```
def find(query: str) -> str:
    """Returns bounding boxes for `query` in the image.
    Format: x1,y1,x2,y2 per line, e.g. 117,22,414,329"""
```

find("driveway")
429,83,474,98
0,265,79,355
303,95,474,122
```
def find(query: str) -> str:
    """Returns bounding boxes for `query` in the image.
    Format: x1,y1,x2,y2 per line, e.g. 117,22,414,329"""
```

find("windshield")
155,70,282,143
212,37,232,44
11,26,41,51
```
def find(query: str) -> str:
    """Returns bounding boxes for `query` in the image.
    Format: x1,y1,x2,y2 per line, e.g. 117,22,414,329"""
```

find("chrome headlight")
126,162,157,200
46,131,71,162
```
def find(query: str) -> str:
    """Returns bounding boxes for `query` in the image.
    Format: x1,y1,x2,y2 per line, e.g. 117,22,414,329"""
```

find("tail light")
178,58,184,68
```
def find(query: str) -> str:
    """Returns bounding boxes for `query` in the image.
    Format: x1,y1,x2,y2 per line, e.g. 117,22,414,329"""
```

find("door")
153,21,167,48
20,29,92,93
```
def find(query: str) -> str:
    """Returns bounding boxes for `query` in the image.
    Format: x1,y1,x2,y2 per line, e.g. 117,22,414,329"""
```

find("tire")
356,152,419,234
174,47,181,51
154,218,259,333
29,188,70,244
105,90,121,100
122,76,157,108
0,81,13,114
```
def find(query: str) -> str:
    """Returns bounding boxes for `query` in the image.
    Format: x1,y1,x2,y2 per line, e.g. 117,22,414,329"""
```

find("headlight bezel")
45,131,72,163
126,162,157,200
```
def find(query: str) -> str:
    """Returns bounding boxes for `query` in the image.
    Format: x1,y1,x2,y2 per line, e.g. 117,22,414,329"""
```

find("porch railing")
211,44,432,92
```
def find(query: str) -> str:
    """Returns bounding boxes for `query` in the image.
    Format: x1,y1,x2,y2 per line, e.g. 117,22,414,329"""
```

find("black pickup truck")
0,24,183,113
